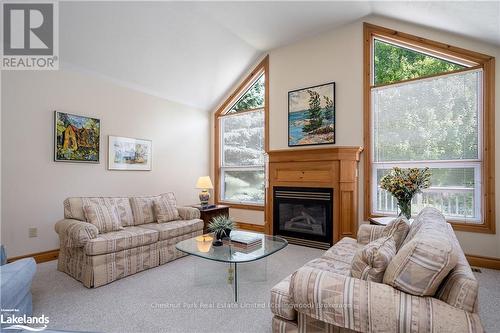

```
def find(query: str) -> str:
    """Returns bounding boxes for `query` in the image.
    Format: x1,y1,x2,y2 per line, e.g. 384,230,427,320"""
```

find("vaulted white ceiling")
60,1,500,111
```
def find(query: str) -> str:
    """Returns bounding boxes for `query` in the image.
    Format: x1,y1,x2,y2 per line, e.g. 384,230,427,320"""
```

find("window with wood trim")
364,23,495,233
215,57,269,209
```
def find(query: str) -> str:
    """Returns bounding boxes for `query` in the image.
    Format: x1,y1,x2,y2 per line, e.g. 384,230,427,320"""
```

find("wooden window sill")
217,202,265,211
368,213,495,234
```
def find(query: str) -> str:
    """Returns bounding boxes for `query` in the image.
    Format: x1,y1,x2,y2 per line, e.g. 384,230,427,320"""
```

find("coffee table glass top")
175,231,288,263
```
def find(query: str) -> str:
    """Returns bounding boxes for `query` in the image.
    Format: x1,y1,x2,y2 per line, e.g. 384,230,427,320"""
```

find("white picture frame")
108,135,152,171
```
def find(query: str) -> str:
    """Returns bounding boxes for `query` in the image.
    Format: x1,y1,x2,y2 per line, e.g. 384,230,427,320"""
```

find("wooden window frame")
214,55,269,211
363,23,495,233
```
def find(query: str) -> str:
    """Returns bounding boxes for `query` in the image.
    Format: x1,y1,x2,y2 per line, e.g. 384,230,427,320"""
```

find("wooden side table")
192,205,230,232
369,216,414,226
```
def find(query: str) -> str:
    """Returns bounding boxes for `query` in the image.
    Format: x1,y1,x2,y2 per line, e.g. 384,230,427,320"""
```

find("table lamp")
196,176,213,207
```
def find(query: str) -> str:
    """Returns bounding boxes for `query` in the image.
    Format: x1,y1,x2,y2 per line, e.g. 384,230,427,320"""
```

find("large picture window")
364,24,495,232
215,57,268,209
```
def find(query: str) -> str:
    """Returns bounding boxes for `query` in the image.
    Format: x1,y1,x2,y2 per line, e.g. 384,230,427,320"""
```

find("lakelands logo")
1,313,49,331
1,1,59,70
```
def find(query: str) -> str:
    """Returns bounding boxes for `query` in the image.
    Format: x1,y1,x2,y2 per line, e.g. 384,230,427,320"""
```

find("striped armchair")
270,208,483,333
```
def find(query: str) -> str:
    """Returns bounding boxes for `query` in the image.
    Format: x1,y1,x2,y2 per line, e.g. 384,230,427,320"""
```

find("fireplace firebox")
273,186,333,249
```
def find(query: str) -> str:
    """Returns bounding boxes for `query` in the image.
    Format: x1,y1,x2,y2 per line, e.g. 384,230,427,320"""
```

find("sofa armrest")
290,266,483,333
357,224,385,245
55,219,98,247
177,207,201,220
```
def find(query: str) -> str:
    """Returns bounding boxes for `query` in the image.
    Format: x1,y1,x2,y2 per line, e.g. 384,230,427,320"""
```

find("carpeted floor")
32,244,323,333
32,244,500,333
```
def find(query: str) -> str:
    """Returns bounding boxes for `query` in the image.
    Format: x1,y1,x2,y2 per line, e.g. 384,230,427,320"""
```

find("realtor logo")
1,2,59,70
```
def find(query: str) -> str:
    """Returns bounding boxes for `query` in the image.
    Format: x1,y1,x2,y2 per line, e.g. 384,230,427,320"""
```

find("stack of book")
223,232,262,253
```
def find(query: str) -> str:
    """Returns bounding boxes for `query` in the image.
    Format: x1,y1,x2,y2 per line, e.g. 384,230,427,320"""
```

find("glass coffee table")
176,231,287,302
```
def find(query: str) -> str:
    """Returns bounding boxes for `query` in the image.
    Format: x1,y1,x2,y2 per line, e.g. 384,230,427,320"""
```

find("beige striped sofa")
55,193,203,288
270,207,483,333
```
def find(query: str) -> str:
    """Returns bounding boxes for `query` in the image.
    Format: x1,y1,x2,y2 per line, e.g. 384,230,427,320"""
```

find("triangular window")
226,74,265,114
373,39,465,85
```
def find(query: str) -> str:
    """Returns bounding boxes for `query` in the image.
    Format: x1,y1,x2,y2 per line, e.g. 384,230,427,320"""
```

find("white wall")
1,69,209,257
267,15,500,258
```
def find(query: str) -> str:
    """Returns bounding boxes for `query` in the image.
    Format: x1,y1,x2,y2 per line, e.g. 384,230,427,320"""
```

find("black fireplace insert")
273,186,333,248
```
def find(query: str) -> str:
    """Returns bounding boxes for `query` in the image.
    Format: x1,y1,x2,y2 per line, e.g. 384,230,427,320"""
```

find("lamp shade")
196,176,213,189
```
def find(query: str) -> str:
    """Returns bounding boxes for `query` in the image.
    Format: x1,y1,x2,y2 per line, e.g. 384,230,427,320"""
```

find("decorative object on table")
194,204,216,210
288,82,335,147
195,235,213,253
229,231,262,246
208,215,234,247
379,167,432,219
108,135,152,171
223,230,263,253
195,176,214,206
192,204,229,232
54,111,100,163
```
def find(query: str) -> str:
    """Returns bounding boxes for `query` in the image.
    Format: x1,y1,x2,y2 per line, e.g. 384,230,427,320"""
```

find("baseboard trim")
235,221,265,233
7,249,59,264
465,254,500,270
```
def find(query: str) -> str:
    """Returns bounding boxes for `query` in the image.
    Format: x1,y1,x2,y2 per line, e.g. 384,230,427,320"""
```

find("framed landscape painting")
108,136,152,171
54,111,100,163
288,82,335,147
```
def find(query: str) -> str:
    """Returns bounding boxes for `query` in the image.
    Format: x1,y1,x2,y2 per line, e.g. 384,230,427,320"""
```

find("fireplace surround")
265,147,363,247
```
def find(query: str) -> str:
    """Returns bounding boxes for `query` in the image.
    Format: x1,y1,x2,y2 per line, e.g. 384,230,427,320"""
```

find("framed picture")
54,111,100,163
108,136,152,171
288,82,335,147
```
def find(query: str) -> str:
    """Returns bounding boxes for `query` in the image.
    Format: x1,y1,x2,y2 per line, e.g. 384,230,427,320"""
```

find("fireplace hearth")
273,187,333,249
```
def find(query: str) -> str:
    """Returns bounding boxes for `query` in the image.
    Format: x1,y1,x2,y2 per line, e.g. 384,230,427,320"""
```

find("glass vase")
397,200,412,220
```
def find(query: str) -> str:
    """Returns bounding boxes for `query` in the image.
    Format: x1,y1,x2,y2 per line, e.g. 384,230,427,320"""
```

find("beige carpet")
31,245,500,333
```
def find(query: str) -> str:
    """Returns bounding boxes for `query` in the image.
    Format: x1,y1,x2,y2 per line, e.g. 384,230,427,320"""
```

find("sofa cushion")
351,236,396,282
84,204,124,233
322,237,360,265
140,219,204,240
64,197,134,226
130,193,178,225
153,197,180,223
401,207,447,247
130,195,160,225
357,224,386,246
270,275,296,321
383,235,458,296
304,257,351,276
381,217,409,251
84,226,159,255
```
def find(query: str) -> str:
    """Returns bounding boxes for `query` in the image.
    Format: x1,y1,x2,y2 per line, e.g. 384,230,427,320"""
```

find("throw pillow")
382,217,410,251
129,196,159,225
83,204,124,233
351,236,396,282
153,197,180,223
383,236,458,296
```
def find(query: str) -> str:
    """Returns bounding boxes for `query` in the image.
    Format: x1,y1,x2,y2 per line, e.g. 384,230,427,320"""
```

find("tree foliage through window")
220,72,265,204
374,39,465,85
228,74,265,113
371,37,481,221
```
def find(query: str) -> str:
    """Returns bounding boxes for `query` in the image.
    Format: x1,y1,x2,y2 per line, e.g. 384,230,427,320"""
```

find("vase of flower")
380,167,432,220
397,199,412,220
